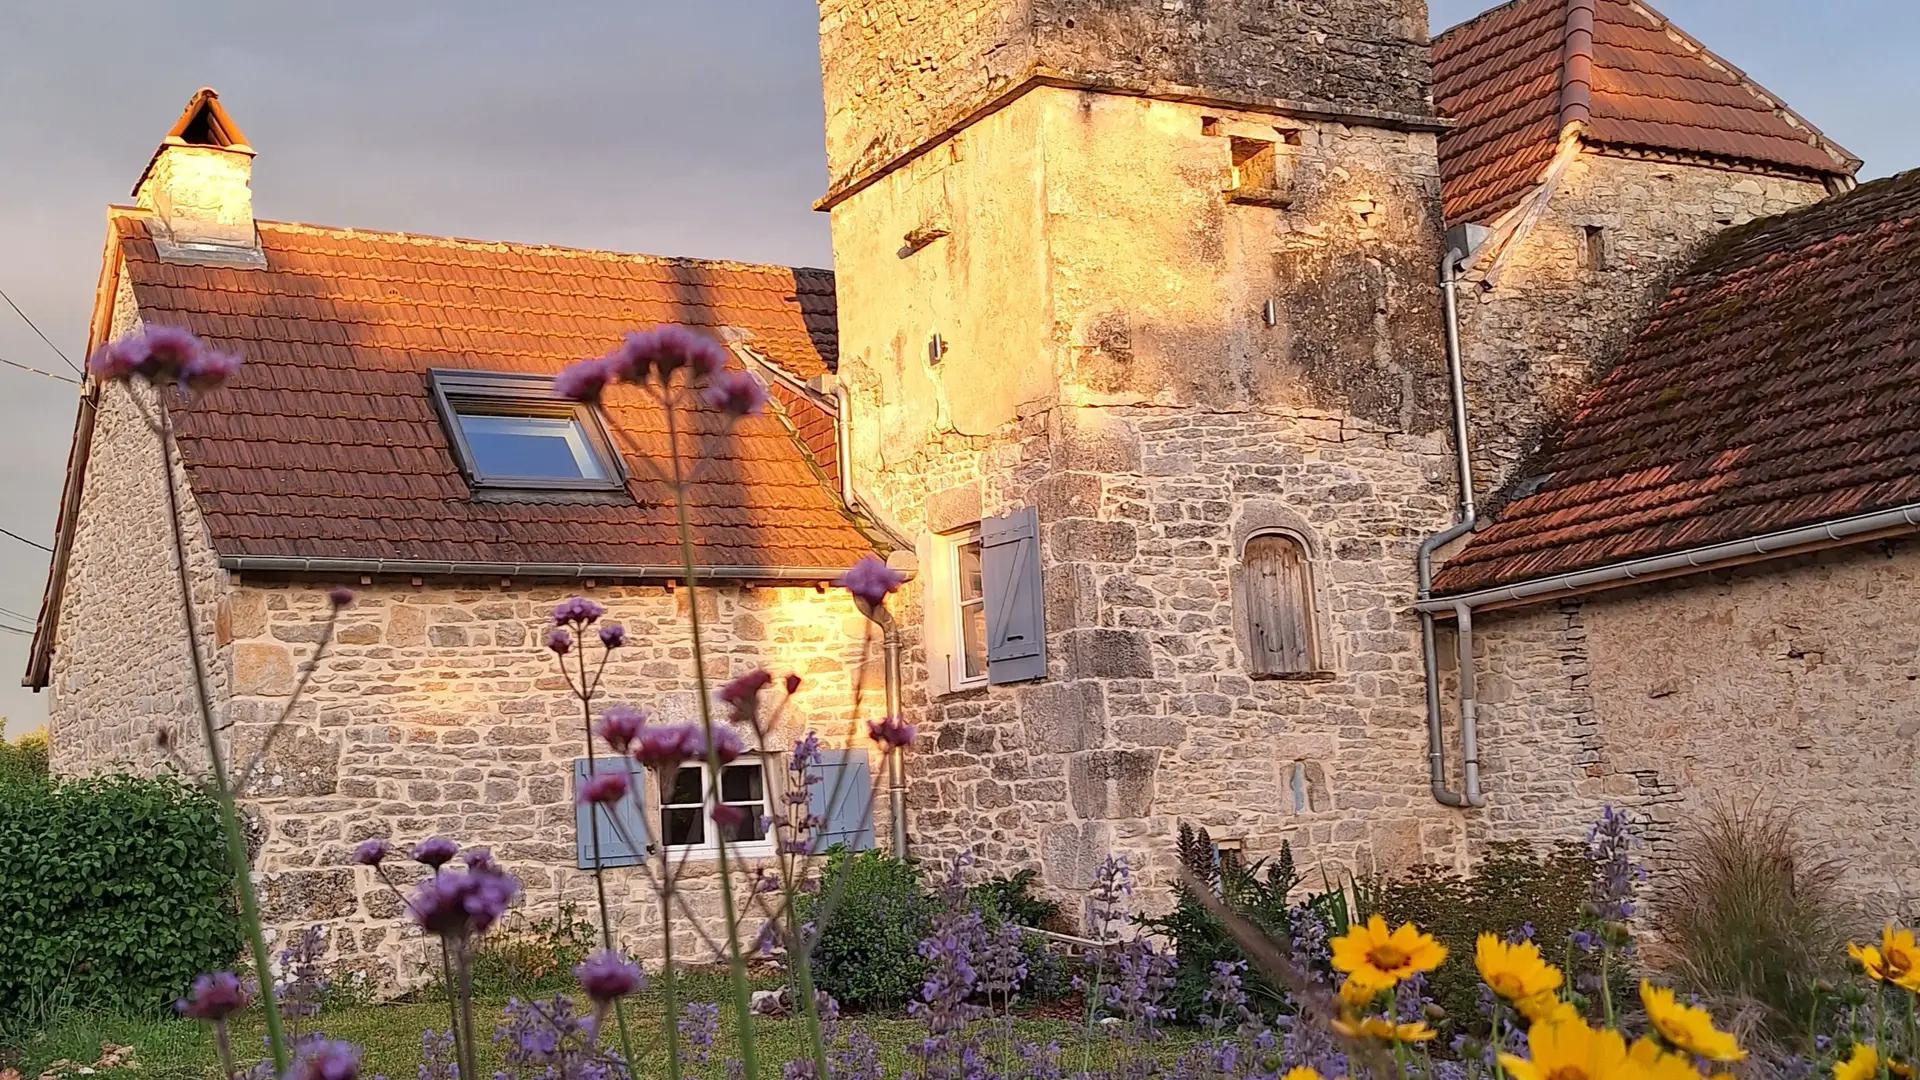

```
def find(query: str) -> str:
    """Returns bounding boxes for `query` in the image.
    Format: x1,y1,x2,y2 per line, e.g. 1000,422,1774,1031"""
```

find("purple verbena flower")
553,355,613,402
718,668,772,705
411,836,458,868
182,347,245,390
603,325,729,386
462,847,498,874
552,597,605,626
784,673,802,695
350,838,390,866
711,803,747,832
595,705,648,753
597,622,625,649
574,950,646,1003
866,716,916,751
286,1038,362,1080
90,325,229,385
545,627,572,655
175,971,250,1021
406,866,520,939
578,770,629,806
837,555,905,608
633,722,743,770
703,369,770,416
327,587,355,608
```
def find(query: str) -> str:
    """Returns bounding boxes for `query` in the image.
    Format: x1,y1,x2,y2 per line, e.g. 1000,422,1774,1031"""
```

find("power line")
0,285,82,376
1,355,79,385
0,527,52,553
0,624,31,636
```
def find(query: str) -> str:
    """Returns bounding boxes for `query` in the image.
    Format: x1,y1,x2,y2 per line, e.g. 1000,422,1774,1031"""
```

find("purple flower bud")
711,803,747,832
406,867,520,938
633,722,744,770
837,555,905,608
718,669,772,706
574,950,646,1002
181,347,244,390
89,325,221,384
866,716,916,751
702,369,770,416
553,355,613,402
175,971,249,1021
327,587,355,608
287,1038,362,1080
578,770,629,806
784,673,802,695
553,596,605,626
545,627,572,655
411,836,458,868
598,622,626,649
351,838,390,866
463,847,498,874
596,705,648,753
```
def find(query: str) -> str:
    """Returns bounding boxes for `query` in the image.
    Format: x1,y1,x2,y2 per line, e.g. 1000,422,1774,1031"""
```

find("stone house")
27,0,1920,983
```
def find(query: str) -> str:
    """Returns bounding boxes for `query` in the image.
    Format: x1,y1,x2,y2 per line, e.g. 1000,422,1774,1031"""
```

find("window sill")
939,680,991,700
1251,670,1338,682
663,843,776,862
1225,188,1294,208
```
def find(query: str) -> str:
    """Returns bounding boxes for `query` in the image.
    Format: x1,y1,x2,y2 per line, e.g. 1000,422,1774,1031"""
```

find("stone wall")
827,81,1473,923
1460,541,1920,918
1457,154,1831,497
816,0,1435,195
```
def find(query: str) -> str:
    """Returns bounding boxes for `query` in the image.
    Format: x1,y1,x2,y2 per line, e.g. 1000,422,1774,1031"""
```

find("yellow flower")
1331,1016,1437,1043
1281,1070,1325,1080
1852,927,1920,991
1329,915,1448,985
1478,933,1565,1004
1339,972,1392,1010
1889,1058,1915,1080
1500,1017,1634,1080
1516,991,1579,1025
1629,1036,1708,1080
1834,1044,1878,1080
1640,981,1745,1062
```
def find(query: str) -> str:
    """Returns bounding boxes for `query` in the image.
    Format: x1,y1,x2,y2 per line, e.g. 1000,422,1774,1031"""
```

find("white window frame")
658,756,775,858
944,527,990,690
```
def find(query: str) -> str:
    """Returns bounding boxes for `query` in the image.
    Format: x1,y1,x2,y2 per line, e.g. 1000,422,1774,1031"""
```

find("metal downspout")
1421,247,1485,807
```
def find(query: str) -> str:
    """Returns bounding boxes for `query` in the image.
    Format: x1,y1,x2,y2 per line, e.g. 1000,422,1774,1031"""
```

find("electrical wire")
1,355,79,384
0,527,52,552
0,285,81,375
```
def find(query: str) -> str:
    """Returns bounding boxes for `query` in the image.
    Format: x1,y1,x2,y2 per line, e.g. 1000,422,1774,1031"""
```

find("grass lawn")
9,978,1199,1080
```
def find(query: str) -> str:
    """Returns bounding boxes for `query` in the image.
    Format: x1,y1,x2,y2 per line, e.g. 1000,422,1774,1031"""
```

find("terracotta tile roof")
1434,0,1859,225
1433,168,1920,596
115,212,877,572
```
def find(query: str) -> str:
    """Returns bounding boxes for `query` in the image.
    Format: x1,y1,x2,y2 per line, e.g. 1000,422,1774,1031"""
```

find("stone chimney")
132,88,265,266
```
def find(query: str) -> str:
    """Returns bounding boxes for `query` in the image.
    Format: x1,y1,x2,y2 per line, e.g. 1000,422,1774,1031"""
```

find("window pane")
958,541,984,601
720,763,762,803
961,601,988,680
662,806,705,847
457,412,607,481
666,765,704,805
720,805,768,843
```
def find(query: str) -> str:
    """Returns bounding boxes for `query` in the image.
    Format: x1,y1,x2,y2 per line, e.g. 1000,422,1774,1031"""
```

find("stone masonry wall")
816,0,1434,195
1458,154,1830,497
1461,541,1920,919
828,82,1472,925
49,263,232,780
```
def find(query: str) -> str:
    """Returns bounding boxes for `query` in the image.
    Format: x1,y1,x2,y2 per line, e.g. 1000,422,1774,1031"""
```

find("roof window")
429,369,624,491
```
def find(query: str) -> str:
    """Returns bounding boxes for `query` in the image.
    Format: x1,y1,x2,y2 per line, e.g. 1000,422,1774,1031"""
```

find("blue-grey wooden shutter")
981,506,1046,684
574,758,649,868
806,749,875,852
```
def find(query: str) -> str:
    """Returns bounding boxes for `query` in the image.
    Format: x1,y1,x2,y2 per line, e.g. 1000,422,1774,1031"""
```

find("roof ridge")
1559,0,1594,132
107,204,834,278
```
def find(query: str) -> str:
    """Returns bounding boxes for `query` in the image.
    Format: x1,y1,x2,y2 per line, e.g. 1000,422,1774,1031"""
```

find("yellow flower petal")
1835,1044,1878,1080
1281,1069,1324,1080
1640,981,1746,1062
1328,915,1446,985
1478,932,1565,1005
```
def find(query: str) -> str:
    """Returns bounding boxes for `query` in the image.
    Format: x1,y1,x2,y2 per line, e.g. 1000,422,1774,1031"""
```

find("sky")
1,0,1915,738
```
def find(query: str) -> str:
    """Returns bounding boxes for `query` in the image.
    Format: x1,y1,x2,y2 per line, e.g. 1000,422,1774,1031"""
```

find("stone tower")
815,1,1471,906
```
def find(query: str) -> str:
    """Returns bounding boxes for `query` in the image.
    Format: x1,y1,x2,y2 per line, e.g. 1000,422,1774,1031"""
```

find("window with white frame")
659,758,773,855
950,531,989,687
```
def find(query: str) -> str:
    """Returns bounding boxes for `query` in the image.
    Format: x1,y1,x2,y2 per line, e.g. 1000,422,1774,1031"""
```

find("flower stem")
573,657,638,1070
440,940,463,1071
663,390,760,1080
659,885,683,1080
454,940,480,1080
153,395,290,1075
213,1020,237,1080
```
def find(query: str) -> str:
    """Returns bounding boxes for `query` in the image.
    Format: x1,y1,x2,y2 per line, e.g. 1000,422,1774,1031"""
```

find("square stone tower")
815,1,1468,908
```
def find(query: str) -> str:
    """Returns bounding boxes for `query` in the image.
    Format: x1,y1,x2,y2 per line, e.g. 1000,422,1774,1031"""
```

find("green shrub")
1660,802,1856,1046
434,901,599,1000
0,728,50,785
970,868,1063,931
0,773,242,1016
1372,840,1600,1030
793,848,938,1009
1138,823,1303,1021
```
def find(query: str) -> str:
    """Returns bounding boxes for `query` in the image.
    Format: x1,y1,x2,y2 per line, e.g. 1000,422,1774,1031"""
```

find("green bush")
1138,823,1304,1021
0,772,242,1016
433,901,599,1000
1372,840,1600,1030
0,728,50,785
793,848,938,1010
970,868,1073,1002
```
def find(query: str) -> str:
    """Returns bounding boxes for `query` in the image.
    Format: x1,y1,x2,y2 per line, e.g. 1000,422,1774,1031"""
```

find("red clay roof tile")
1434,0,1858,226
1433,168,1920,595
117,213,873,573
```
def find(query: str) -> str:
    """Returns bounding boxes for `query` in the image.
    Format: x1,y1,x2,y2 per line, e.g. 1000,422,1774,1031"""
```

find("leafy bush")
0,728,50,785
793,848,938,1009
971,868,1063,931
1660,802,1857,1045
1139,823,1304,1020
1371,840,1600,1029
449,902,600,1000
0,773,242,1016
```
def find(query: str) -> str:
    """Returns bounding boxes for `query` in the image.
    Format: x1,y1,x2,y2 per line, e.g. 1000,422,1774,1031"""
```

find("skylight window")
429,369,624,491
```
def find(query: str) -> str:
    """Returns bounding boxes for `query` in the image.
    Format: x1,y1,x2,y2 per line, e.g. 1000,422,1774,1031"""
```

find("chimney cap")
131,87,254,197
